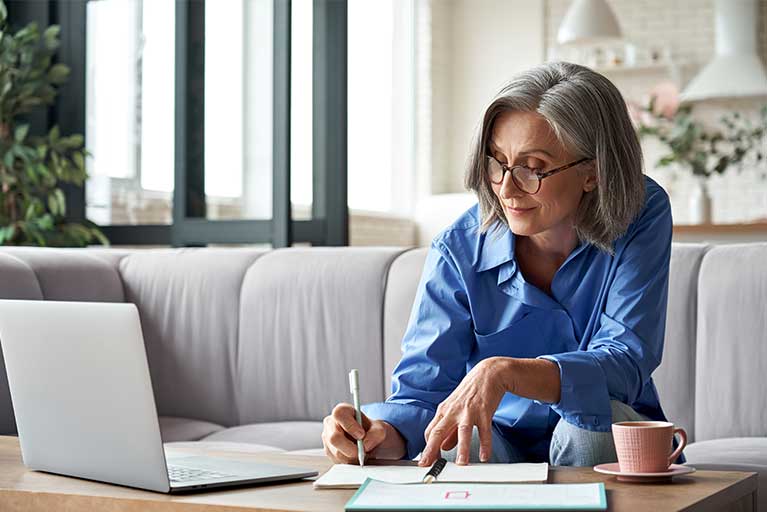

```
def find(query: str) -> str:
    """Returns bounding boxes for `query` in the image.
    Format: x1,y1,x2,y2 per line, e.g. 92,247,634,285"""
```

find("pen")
422,457,447,483
348,369,365,467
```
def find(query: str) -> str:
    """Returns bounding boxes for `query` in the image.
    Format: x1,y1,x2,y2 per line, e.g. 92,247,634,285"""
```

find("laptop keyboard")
167,464,238,483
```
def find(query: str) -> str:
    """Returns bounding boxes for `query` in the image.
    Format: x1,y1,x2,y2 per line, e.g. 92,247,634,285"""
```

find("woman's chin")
505,217,540,236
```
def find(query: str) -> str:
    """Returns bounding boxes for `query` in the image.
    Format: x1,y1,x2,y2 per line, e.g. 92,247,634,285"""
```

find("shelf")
672,222,767,235
593,63,673,74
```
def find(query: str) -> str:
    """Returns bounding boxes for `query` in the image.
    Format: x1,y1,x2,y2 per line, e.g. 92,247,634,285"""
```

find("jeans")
441,400,648,466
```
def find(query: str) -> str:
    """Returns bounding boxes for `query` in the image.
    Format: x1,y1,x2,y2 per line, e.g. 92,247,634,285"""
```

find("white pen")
348,368,365,467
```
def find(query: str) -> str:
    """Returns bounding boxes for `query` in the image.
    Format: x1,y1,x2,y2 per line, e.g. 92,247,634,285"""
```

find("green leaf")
13,124,29,142
47,63,69,84
73,151,84,171
55,188,65,215
3,149,14,169
0,2,8,25
49,125,60,142
42,25,60,50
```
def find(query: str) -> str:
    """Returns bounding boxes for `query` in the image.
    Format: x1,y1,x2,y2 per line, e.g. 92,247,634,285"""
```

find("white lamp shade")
557,0,623,46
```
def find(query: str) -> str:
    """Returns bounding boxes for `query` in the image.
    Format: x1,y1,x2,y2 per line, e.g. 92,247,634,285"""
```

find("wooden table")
0,436,757,511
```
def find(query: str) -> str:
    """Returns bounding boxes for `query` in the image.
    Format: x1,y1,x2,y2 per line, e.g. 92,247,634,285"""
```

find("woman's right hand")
322,403,407,464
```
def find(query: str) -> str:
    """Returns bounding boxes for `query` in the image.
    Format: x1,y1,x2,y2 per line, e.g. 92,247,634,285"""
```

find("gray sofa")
0,243,764,507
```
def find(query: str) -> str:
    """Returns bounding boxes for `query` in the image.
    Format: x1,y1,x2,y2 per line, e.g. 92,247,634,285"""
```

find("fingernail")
457,455,466,465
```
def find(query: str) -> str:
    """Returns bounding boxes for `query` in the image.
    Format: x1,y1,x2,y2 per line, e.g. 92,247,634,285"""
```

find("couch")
0,243,764,508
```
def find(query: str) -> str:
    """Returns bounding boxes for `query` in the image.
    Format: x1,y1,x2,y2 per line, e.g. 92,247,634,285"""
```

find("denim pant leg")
549,400,648,467
441,424,527,463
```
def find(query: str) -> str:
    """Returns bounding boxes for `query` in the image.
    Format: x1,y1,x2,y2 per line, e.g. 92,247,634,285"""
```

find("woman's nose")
499,173,524,200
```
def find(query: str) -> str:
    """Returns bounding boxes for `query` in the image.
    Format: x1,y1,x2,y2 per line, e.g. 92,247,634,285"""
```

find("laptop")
0,299,318,493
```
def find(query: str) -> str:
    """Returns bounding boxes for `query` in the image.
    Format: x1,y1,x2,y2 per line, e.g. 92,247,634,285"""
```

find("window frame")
17,0,349,247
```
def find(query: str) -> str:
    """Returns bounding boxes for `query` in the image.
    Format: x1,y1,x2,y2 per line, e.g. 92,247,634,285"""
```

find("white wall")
430,0,546,193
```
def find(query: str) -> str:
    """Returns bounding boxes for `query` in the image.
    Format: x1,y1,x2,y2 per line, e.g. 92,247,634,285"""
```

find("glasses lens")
486,157,504,183
512,166,539,193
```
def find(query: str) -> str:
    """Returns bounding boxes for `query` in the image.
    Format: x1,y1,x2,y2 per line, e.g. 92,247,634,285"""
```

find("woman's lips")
507,206,536,215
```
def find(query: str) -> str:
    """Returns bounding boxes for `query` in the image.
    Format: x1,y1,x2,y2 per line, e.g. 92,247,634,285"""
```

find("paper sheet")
314,462,548,489
346,479,606,510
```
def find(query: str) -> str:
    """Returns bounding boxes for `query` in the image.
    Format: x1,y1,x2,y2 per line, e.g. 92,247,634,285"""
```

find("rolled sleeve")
540,186,672,431
362,240,474,460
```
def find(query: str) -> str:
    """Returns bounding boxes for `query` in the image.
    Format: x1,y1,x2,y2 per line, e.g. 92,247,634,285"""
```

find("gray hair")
464,61,645,254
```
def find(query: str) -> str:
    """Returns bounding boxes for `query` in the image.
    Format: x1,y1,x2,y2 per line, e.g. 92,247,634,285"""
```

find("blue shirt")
363,176,674,461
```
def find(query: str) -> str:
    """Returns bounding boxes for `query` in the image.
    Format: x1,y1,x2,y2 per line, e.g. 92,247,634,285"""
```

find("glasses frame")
486,156,592,195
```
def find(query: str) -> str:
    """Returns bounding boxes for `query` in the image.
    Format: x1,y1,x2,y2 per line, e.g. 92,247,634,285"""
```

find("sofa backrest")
118,248,267,427
0,246,406,433
693,243,767,441
236,247,405,425
0,242,764,444
653,243,708,442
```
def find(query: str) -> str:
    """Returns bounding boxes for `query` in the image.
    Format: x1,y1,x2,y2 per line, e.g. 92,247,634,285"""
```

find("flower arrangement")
631,82,766,180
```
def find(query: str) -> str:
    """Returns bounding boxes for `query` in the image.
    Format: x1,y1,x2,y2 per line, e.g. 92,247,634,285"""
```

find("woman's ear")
582,162,597,192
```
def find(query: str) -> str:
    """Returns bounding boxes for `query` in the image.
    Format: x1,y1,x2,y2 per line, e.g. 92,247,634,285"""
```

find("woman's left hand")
419,357,510,467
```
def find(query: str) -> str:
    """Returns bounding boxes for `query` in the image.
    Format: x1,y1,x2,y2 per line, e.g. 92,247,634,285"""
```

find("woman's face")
488,110,596,238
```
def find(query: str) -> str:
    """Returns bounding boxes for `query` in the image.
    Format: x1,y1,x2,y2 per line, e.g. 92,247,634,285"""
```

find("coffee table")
0,436,757,511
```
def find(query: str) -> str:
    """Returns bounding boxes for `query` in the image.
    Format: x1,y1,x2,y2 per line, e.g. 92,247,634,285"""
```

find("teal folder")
345,478,607,511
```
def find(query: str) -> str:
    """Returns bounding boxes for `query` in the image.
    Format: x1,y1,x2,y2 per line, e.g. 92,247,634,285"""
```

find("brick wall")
546,0,767,224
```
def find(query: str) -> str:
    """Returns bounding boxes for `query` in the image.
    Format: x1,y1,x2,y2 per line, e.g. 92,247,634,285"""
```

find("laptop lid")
0,300,172,492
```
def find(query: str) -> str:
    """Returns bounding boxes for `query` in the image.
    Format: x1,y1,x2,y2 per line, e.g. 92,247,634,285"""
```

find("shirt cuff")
362,401,435,460
536,353,613,432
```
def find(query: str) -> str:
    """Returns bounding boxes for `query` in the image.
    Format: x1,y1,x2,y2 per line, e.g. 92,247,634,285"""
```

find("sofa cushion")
0,247,125,302
158,416,224,442
236,248,406,425
119,248,267,428
383,248,428,395
0,252,45,435
694,243,767,441
684,437,767,511
202,421,324,451
653,243,708,442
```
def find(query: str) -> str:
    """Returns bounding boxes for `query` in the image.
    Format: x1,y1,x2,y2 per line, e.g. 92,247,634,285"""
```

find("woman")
322,62,675,468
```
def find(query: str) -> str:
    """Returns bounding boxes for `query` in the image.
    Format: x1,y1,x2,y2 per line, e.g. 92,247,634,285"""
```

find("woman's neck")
517,222,579,266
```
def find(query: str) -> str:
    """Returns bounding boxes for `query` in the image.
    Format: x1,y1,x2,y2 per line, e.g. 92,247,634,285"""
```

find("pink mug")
612,421,687,473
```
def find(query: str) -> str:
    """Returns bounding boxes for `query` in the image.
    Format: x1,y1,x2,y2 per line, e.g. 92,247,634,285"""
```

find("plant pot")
688,176,712,225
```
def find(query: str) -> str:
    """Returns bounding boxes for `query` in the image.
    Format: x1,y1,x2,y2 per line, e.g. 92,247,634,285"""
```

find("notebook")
345,479,607,511
314,462,548,489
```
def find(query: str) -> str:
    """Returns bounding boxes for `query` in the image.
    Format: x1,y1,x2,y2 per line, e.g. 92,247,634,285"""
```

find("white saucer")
593,463,695,483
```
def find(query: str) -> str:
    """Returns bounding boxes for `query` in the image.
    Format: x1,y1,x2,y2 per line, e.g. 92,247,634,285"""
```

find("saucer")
593,463,695,483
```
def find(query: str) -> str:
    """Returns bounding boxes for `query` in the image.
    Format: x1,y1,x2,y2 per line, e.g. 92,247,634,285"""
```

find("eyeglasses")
486,155,591,195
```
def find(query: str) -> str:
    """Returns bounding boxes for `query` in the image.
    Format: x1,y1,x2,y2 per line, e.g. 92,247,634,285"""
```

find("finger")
328,426,361,461
456,422,473,465
362,421,386,454
424,408,445,443
419,420,455,467
477,421,493,463
332,403,366,440
440,429,458,451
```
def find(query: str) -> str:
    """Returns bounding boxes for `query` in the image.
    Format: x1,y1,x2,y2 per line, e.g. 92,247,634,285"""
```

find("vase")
688,176,712,225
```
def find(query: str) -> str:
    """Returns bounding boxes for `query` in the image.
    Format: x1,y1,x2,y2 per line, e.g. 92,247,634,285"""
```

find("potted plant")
0,1,106,246
632,82,767,224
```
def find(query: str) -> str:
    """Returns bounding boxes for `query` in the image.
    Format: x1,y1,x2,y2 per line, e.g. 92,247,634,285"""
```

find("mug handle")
667,427,687,466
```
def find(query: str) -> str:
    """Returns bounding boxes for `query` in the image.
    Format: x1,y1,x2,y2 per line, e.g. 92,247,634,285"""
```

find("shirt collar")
476,224,516,273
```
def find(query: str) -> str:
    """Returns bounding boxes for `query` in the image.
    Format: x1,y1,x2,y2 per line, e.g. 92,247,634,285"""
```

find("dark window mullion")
312,0,347,246
272,0,292,248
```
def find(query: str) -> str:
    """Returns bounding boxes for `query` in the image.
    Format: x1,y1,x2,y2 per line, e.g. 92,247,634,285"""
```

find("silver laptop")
0,299,318,493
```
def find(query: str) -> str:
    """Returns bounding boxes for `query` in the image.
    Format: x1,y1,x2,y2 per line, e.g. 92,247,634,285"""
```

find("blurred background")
2,0,766,248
